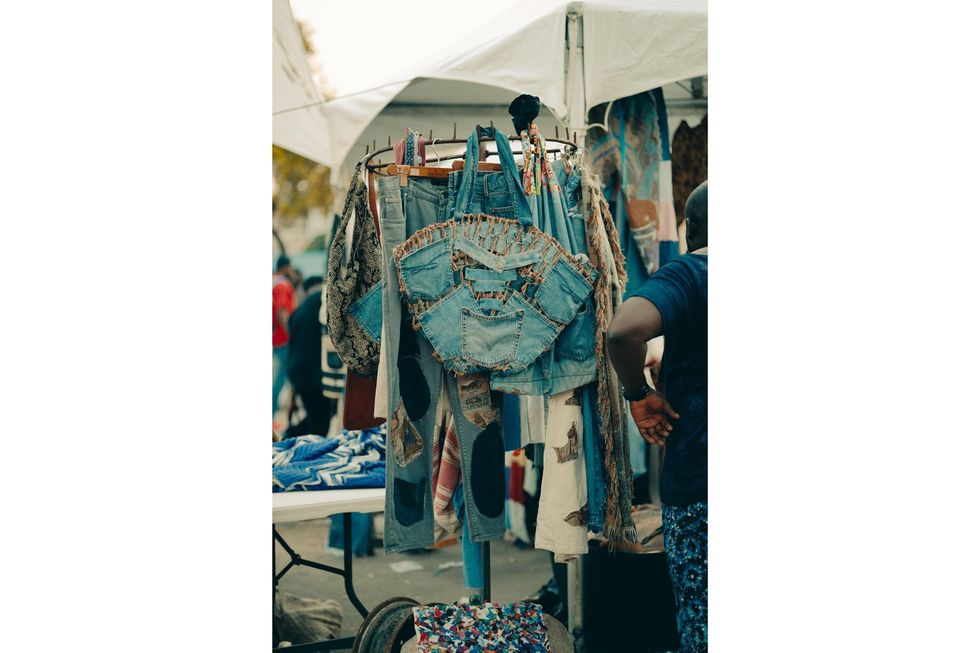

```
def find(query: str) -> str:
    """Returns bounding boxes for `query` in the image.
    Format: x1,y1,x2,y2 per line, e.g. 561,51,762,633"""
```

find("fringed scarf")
581,167,636,543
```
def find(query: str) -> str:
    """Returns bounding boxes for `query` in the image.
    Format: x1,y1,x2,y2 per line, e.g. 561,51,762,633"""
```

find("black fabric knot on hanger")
509,94,541,134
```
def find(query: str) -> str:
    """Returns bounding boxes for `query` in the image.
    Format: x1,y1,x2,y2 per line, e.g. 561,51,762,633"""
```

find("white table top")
272,487,386,524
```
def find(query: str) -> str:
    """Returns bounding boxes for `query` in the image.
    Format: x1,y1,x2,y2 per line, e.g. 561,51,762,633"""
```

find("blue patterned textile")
663,501,708,653
272,427,386,492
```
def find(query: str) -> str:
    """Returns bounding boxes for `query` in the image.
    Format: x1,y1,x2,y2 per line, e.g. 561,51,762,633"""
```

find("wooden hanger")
384,162,451,186
451,160,502,171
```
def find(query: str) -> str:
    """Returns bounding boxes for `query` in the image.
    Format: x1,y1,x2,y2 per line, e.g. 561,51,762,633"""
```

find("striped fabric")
272,428,385,492
433,406,463,539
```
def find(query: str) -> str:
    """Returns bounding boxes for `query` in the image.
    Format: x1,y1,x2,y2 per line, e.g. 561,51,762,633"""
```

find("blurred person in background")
286,276,337,437
273,254,298,418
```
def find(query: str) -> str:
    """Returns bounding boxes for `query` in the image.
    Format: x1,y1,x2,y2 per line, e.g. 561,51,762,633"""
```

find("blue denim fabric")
395,215,594,378
500,390,522,452
378,176,446,553
348,281,383,343
491,161,598,397
394,128,598,396
452,127,533,226
327,513,372,556
453,484,484,591
581,383,607,534
379,175,506,552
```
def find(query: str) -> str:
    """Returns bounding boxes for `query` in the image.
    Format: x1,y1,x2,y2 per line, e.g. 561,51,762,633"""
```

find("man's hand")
629,391,680,447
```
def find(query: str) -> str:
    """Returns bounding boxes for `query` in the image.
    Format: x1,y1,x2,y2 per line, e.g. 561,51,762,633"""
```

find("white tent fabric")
583,0,708,108
272,0,332,165
273,0,707,176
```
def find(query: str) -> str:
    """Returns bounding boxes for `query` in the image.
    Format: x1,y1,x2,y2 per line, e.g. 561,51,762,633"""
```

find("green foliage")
272,19,334,222
273,146,333,221
306,234,326,251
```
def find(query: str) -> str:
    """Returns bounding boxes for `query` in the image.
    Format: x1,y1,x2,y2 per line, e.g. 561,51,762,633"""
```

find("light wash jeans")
378,175,506,552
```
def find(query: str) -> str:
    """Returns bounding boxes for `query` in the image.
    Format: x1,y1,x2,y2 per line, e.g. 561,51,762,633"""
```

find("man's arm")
607,297,664,395
607,296,679,446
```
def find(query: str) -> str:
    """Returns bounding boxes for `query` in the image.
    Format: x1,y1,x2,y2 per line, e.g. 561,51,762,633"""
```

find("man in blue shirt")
607,180,708,653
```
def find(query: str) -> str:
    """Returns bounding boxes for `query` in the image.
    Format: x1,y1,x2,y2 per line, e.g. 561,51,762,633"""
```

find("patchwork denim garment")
378,174,512,552
489,138,598,397
392,127,597,382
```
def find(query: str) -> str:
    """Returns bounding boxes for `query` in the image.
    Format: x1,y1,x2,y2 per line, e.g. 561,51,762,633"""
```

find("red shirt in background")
272,275,297,348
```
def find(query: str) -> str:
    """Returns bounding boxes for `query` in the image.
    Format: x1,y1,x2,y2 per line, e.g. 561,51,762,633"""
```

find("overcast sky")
290,0,526,96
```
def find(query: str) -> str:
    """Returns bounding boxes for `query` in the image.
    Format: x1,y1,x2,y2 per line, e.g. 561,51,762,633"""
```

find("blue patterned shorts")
663,502,708,653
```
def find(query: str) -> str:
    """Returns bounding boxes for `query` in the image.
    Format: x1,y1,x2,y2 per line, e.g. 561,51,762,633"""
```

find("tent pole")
565,2,587,140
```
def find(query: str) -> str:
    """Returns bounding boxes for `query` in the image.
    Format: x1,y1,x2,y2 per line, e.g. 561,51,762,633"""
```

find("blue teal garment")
662,502,708,653
453,484,484,590
651,87,681,270
593,88,680,295
501,393,522,451
328,513,372,556
494,157,597,397
581,383,607,534
629,254,707,506
452,126,532,225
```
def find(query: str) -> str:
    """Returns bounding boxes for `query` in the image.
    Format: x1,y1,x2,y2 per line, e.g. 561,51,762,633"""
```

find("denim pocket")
397,238,453,301
418,286,480,370
348,281,383,344
555,301,596,362
461,308,523,369
379,191,405,223
505,293,561,369
535,258,594,324
484,173,516,217
406,182,447,230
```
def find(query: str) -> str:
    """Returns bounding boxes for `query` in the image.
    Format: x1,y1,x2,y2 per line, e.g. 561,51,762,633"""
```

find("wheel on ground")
351,597,420,653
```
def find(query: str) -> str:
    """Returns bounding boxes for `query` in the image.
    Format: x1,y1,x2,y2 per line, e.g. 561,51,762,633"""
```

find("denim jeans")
378,175,505,552
378,175,446,553
581,383,607,534
273,345,289,414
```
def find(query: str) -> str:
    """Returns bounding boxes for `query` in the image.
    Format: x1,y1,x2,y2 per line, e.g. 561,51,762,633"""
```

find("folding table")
273,487,386,652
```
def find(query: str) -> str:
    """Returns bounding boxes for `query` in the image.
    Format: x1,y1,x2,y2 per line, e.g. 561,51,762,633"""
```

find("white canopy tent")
273,0,707,181
272,0,332,165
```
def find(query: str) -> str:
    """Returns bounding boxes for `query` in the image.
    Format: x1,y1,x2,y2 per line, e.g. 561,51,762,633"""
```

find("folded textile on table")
413,601,550,653
272,427,386,492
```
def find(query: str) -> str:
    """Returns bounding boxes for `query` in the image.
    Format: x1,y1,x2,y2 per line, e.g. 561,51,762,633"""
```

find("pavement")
273,516,554,649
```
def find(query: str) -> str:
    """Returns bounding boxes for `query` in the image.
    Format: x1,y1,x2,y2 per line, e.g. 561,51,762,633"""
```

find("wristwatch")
622,383,653,402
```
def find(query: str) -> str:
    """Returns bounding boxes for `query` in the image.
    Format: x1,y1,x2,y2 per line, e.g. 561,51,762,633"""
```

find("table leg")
343,512,369,618
273,527,279,648
272,515,371,651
